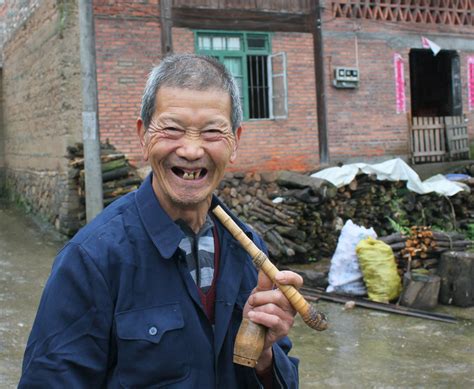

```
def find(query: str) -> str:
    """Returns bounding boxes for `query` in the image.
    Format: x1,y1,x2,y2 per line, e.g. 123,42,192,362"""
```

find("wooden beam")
310,0,329,165
171,7,311,33
160,0,173,57
302,287,458,324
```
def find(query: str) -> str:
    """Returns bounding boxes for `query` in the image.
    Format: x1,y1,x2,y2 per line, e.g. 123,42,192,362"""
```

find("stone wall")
2,0,83,233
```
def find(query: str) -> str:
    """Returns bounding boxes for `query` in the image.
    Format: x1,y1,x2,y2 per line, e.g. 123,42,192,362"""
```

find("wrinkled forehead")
153,86,232,124
156,84,231,100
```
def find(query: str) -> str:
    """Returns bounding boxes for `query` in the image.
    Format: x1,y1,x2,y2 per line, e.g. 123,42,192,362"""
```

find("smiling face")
137,87,241,221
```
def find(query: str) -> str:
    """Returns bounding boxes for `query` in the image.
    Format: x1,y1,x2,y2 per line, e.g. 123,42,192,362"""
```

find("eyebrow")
153,115,229,128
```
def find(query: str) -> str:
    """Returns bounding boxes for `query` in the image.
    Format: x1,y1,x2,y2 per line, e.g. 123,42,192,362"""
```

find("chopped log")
274,225,307,241
275,171,337,199
438,251,474,307
433,240,473,248
103,176,142,190
399,273,441,310
102,167,131,182
432,231,466,241
388,242,406,251
102,158,128,173
379,232,407,244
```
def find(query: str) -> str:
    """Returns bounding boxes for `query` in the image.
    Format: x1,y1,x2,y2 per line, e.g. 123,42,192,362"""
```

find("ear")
136,118,149,161
229,126,242,164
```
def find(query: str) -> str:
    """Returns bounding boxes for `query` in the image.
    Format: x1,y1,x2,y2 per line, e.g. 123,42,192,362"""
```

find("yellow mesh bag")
356,237,402,303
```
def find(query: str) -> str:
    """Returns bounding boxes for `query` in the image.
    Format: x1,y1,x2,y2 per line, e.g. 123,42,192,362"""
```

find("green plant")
386,216,410,235
467,224,474,241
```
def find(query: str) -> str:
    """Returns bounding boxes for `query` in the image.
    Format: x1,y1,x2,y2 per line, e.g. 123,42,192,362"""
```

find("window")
195,31,287,120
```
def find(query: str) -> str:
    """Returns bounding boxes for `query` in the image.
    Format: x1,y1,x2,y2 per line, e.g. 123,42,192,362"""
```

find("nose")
175,135,205,161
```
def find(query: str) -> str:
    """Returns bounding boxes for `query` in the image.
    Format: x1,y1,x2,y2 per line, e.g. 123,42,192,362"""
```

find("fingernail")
248,311,255,319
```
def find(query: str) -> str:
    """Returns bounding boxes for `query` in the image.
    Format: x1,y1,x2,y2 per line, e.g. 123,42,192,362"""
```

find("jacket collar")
135,173,257,259
135,174,185,259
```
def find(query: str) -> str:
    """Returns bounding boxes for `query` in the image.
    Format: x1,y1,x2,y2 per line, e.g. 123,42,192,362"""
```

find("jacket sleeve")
247,232,300,389
18,243,113,388
271,336,299,388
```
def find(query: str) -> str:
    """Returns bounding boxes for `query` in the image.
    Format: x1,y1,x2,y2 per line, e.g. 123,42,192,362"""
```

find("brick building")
0,0,473,233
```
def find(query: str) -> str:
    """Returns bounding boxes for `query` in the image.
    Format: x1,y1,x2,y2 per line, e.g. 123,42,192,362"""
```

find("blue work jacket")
19,174,299,388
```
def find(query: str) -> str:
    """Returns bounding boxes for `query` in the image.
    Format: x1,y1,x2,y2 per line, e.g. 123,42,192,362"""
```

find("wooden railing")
410,116,470,164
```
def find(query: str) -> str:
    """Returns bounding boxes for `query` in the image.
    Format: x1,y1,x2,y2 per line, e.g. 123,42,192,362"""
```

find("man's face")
137,87,241,214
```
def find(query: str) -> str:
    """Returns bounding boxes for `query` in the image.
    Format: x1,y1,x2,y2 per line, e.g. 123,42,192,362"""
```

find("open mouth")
171,167,208,181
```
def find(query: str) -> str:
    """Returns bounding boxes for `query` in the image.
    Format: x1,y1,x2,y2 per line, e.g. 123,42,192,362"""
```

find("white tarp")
311,158,469,196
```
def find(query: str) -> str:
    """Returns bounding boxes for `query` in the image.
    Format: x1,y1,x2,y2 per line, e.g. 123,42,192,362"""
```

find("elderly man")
19,54,300,388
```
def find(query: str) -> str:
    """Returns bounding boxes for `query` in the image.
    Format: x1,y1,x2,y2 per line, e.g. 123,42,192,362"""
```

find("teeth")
182,170,202,180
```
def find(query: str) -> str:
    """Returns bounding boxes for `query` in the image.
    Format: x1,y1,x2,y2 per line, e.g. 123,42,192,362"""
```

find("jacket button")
148,326,158,336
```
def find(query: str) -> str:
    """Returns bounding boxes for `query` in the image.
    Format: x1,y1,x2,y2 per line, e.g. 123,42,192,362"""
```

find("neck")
172,205,210,233
151,179,212,233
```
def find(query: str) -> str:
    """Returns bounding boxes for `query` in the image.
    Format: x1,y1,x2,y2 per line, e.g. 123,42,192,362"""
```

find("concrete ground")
1,202,473,388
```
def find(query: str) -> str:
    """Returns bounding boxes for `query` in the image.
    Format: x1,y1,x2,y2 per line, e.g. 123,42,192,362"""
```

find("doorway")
409,49,462,117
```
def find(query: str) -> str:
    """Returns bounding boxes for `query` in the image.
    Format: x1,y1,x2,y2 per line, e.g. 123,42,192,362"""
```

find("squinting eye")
202,129,224,139
163,127,185,137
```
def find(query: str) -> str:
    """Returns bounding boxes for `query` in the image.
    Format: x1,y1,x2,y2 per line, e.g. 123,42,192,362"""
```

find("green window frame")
194,30,272,121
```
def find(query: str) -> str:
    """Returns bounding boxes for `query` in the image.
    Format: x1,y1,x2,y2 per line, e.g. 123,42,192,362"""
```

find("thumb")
255,269,273,292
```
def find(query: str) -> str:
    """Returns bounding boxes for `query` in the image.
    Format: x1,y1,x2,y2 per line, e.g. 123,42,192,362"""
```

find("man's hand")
243,270,303,372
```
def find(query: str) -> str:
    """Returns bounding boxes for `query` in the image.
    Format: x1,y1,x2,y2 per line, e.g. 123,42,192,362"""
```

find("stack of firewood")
68,142,142,208
379,227,473,275
217,171,474,265
217,171,339,263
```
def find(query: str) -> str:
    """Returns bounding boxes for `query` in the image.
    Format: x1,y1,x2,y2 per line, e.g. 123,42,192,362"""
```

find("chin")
170,193,211,208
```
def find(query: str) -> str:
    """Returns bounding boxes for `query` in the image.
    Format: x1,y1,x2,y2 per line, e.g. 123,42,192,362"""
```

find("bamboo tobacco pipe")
212,205,328,367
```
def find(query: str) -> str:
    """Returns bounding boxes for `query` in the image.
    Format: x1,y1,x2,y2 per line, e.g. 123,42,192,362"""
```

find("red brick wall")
95,14,321,172
322,11,474,164
236,32,319,172
93,1,474,172
94,1,161,165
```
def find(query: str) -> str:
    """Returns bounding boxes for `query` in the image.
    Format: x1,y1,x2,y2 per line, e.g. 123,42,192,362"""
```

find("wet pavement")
1,203,473,387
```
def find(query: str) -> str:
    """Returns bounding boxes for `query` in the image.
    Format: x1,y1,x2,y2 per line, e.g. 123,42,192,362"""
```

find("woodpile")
217,171,338,263
67,142,142,220
217,171,474,265
379,227,473,276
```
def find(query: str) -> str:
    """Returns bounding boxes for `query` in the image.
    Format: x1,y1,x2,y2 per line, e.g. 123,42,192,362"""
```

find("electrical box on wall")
332,67,359,89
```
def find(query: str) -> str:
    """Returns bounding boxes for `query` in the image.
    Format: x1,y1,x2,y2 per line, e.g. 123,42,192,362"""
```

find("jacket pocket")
115,303,190,388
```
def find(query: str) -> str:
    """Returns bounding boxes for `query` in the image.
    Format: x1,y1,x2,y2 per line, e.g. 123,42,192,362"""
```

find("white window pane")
227,37,241,51
212,37,225,50
198,36,211,50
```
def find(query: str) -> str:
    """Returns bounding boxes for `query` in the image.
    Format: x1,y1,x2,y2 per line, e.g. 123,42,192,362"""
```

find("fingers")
242,270,304,348
255,270,304,293
248,308,294,349
248,289,295,315
274,270,304,289
255,270,273,292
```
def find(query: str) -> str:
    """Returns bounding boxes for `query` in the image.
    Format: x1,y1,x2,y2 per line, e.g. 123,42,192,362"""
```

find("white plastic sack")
326,220,377,295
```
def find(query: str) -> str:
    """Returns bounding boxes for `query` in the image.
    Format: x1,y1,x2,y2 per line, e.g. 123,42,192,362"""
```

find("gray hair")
140,54,242,133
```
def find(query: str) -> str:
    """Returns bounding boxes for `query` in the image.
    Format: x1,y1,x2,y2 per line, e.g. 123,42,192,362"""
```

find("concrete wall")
2,0,83,233
0,68,4,195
